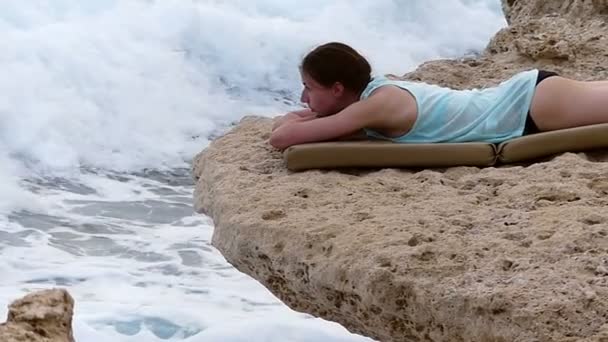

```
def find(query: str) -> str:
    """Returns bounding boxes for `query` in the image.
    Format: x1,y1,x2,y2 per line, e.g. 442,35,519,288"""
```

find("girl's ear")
331,82,345,97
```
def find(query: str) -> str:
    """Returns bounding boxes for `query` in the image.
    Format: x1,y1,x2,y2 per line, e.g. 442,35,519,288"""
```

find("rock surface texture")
0,289,75,342
193,1,608,341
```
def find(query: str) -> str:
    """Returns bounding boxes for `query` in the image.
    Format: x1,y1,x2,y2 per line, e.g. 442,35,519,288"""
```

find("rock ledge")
193,1,608,341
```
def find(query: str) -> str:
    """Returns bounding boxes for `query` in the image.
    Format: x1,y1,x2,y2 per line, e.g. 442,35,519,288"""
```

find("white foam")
0,150,43,215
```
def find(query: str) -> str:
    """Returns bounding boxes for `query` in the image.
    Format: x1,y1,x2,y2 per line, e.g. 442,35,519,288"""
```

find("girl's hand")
272,112,300,131
272,109,318,131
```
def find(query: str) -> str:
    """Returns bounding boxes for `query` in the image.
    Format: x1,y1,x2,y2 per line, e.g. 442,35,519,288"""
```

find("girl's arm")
270,89,396,149
272,108,318,131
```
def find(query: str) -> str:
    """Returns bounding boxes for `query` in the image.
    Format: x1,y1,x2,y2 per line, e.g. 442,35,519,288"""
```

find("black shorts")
523,70,559,135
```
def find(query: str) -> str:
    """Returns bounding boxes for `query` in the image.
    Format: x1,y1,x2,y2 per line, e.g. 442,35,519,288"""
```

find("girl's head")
299,42,371,116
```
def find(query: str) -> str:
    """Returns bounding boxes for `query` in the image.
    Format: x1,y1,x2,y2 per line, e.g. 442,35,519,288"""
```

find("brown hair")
301,42,372,95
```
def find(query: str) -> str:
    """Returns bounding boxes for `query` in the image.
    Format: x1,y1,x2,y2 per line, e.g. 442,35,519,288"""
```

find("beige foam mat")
284,141,497,171
498,123,608,163
283,124,608,171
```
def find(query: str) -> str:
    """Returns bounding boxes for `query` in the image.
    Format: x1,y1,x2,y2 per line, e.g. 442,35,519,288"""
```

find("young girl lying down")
270,42,608,150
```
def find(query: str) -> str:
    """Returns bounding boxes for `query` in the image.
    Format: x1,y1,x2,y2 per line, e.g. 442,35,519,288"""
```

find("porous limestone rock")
0,289,75,342
193,1,608,341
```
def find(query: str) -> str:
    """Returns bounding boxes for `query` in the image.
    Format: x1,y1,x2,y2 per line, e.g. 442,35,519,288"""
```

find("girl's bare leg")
529,76,608,131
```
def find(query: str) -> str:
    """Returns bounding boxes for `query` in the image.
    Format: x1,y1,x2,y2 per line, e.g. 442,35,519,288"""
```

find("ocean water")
0,1,506,341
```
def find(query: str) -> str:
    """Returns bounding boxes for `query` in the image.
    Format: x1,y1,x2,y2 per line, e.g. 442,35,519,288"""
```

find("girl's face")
300,71,345,117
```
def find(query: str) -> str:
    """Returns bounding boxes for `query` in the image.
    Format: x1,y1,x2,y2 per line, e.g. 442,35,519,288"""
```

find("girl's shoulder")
361,75,394,99
361,75,416,100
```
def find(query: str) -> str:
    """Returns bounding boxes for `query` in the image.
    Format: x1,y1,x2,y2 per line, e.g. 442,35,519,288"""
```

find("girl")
270,42,608,150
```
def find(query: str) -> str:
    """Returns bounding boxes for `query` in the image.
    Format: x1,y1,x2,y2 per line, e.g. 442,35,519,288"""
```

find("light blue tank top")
360,69,539,143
